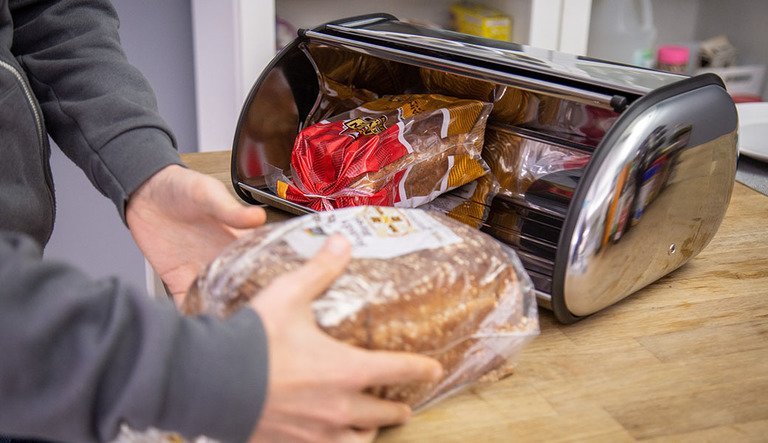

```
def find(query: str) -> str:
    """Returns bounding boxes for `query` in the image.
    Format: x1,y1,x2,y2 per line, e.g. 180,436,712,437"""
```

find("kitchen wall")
696,0,768,98
651,0,700,48
43,0,197,291
590,0,767,98
652,0,768,98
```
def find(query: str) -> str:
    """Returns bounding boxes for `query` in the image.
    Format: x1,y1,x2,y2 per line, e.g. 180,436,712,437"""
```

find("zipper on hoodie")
0,59,56,241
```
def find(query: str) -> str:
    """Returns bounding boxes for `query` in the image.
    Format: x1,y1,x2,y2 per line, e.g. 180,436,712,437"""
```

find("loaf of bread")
183,206,538,409
419,68,533,124
274,94,492,211
307,43,415,96
422,173,498,229
483,126,590,198
306,76,379,127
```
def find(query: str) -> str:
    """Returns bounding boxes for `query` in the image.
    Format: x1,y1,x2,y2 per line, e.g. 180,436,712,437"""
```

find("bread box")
229,14,738,323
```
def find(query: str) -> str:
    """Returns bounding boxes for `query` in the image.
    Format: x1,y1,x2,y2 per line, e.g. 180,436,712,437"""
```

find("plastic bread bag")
183,206,539,411
419,68,532,124
271,94,492,211
303,42,418,127
518,94,620,147
306,43,413,96
111,425,216,443
420,173,498,229
419,67,619,146
306,76,379,127
483,125,591,198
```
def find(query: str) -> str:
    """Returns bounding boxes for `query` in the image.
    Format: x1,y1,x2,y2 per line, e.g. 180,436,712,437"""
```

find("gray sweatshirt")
0,1,268,441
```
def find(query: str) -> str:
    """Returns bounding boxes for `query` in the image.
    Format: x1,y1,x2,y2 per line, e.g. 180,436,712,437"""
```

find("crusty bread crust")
183,209,537,408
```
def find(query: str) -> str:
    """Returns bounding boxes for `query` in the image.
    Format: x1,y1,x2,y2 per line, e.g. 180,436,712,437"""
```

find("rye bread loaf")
183,207,538,409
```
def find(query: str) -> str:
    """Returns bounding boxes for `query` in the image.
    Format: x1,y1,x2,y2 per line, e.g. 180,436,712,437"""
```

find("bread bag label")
283,206,461,259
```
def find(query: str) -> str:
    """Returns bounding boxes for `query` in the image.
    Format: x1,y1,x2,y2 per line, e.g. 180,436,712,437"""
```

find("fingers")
223,204,267,229
200,175,267,228
216,199,267,229
340,428,377,443
275,235,352,303
350,349,443,388
341,394,412,429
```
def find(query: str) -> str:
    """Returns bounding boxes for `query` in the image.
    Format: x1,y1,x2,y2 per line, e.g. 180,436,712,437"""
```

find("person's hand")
126,164,266,302
248,235,443,443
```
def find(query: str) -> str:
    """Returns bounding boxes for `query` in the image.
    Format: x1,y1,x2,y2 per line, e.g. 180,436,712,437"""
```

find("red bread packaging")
273,94,492,211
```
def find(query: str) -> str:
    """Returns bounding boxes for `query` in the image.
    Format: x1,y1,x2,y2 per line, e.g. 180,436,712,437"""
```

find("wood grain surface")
182,151,768,442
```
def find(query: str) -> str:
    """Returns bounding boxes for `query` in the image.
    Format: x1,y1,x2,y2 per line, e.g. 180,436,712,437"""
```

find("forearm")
0,231,267,442
9,0,182,219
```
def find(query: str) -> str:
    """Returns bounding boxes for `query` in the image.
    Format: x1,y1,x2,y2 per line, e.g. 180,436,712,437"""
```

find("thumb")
282,234,352,304
219,201,267,229
203,178,267,228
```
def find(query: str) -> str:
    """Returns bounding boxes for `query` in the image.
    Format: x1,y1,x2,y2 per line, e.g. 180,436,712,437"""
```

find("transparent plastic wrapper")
309,76,379,127
303,43,417,127
483,126,591,198
112,425,215,443
419,68,618,146
420,68,532,124
518,94,619,147
183,206,539,410
307,43,413,96
421,173,498,229
273,94,492,211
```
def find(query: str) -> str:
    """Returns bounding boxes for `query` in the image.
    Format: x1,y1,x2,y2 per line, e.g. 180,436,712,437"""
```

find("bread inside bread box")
232,14,738,322
234,41,621,306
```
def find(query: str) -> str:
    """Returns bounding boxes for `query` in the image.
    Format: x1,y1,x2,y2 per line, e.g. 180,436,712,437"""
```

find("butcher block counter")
182,151,768,442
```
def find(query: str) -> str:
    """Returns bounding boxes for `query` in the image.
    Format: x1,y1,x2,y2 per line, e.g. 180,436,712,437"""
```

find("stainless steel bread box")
230,14,738,323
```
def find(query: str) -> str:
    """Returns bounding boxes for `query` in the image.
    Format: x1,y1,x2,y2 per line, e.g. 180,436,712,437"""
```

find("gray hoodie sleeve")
1,3,269,440
0,231,269,442
9,0,183,220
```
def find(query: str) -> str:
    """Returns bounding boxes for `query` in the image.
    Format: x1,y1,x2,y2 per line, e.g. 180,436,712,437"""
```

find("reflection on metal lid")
325,20,686,95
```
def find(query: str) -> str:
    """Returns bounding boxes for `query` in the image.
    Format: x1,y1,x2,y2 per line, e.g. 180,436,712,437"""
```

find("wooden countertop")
183,151,768,442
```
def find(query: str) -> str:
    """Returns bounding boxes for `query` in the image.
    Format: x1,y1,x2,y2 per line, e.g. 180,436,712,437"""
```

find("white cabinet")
190,0,275,151
274,0,591,53
190,0,592,151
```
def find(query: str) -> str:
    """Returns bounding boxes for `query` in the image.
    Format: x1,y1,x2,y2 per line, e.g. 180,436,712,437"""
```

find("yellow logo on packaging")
341,115,388,137
363,207,413,237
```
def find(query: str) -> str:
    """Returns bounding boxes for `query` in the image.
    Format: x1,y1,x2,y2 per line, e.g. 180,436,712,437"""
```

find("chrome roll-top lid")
308,14,685,97
552,74,737,322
